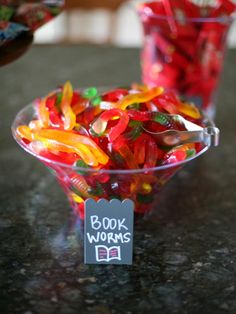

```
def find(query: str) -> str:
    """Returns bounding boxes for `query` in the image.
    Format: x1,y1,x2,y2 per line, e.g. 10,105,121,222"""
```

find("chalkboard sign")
84,199,134,265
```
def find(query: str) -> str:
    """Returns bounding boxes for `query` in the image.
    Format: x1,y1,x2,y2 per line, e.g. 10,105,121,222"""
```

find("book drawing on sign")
95,245,121,262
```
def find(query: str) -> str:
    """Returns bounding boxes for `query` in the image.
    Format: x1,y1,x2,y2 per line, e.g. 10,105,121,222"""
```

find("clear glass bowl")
12,102,210,219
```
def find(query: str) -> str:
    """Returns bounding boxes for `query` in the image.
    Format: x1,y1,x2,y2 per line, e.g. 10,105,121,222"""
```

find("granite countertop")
0,45,236,314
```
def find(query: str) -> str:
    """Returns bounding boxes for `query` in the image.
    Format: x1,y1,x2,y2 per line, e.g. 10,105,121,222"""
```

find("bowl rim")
12,101,211,175
137,6,235,24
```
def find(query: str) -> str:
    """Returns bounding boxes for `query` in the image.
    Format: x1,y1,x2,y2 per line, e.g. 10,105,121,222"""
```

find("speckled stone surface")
0,46,236,314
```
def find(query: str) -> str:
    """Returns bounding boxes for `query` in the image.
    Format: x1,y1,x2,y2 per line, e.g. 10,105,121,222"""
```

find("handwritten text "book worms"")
86,216,131,244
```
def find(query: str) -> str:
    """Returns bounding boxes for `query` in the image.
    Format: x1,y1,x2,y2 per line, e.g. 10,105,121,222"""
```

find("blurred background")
34,0,236,47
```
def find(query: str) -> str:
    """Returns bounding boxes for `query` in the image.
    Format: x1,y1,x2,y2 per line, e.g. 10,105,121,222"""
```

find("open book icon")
95,245,121,262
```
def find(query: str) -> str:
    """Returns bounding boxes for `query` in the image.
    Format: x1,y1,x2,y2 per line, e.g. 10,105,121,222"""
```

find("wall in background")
34,4,236,47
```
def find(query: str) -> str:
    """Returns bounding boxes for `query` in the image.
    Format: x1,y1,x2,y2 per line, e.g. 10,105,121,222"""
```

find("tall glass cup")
138,5,234,117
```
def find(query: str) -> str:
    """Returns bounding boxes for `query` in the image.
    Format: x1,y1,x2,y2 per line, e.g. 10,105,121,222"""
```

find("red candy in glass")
12,82,213,219
0,0,64,66
138,0,235,117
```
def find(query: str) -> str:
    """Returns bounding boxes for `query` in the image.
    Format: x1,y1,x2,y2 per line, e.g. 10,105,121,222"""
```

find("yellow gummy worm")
60,81,76,130
116,86,164,110
34,129,109,165
16,126,109,166
38,98,50,127
178,102,201,119
70,192,84,203
16,125,33,141
40,138,100,166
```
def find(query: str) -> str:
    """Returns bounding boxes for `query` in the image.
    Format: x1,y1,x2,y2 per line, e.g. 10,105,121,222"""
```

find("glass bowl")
12,102,211,219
